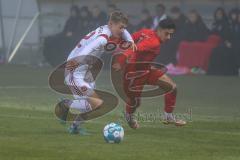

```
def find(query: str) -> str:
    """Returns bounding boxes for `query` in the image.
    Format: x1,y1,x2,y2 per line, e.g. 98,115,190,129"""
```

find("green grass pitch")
0,65,240,160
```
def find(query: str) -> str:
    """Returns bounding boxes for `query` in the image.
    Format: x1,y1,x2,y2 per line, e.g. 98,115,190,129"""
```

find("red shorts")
123,65,165,99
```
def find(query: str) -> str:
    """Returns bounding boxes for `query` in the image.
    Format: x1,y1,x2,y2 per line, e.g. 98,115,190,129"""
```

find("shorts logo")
80,86,88,92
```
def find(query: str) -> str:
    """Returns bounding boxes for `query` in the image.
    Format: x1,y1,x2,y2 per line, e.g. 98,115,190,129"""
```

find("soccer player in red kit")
112,19,186,129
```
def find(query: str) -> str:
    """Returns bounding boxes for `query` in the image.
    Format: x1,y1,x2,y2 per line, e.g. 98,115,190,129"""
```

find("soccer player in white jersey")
57,11,136,135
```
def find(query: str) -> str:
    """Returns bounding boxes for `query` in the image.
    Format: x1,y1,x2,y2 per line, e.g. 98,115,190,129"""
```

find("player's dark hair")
157,18,176,30
109,11,128,25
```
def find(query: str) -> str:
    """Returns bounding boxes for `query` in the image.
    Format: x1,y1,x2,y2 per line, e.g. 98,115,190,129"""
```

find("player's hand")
112,63,122,72
131,42,137,52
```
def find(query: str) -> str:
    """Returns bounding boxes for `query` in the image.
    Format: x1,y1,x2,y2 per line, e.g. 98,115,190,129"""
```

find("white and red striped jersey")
67,25,133,60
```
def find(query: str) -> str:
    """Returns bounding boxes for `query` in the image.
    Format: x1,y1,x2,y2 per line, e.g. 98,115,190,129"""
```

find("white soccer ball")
103,122,124,143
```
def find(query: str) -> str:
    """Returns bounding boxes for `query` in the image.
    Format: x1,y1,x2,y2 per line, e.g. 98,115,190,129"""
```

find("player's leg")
123,73,145,129
156,73,186,126
62,67,103,134
69,80,103,134
59,71,102,118
125,96,141,129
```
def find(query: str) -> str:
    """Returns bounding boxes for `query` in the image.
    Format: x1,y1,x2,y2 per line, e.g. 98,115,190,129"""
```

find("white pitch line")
0,86,49,89
0,85,110,89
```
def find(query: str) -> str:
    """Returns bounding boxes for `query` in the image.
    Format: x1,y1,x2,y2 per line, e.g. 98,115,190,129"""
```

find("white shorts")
64,64,95,99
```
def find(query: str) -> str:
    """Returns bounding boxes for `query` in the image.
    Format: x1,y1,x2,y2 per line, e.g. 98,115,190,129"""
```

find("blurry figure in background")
89,5,107,29
157,6,187,64
238,10,240,37
228,8,239,43
63,5,81,37
43,5,82,66
136,9,153,30
125,13,136,33
78,6,92,36
170,6,188,30
227,8,240,74
236,10,240,71
184,10,209,41
208,8,239,76
211,7,230,39
107,3,118,15
152,4,167,29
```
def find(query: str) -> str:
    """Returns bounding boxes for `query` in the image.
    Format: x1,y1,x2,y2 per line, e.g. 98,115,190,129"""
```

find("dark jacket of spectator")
43,5,82,66
211,7,230,39
89,6,107,30
208,8,240,76
63,5,81,36
78,6,92,36
136,9,153,30
228,8,240,44
184,10,209,41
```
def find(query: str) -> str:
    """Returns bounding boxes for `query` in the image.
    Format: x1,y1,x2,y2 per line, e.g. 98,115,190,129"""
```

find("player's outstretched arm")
122,29,137,52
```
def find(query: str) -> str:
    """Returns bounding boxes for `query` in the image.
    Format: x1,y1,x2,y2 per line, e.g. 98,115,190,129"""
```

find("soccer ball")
103,122,124,143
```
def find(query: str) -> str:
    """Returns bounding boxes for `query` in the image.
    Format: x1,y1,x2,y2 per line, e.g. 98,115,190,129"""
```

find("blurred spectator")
157,6,187,64
107,3,118,14
152,4,167,29
43,5,82,66
211,7,230,39
228,8,239,42
208,8,239,76
238,10,240,37
184,10,209,41
236,10,240,70
79,6,92,36
170,6,188,30
63,5,81,37
136,9,153,30
89,5,107,29
229,8,240,73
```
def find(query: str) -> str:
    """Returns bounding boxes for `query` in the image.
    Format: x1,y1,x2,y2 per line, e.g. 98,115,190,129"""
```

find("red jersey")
117,29,162,65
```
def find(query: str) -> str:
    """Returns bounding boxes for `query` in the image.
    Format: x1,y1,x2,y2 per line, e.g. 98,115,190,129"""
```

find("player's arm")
131,30,143,42
112,38,158,71
122,29,133,42
114,30,144,66
112,49,135,71
122,29,137,52
117,38,158,64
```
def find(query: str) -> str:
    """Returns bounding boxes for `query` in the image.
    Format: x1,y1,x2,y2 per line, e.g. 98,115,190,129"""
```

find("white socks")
70,99,92,113
164,112,176,121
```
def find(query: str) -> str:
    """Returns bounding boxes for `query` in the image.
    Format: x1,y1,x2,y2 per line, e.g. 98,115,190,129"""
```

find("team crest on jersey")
105,40,131,53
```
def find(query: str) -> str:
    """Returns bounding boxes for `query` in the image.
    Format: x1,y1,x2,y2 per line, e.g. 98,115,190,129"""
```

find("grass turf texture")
0,65,240,160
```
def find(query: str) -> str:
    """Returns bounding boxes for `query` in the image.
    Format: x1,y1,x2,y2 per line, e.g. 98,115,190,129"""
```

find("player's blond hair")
109,11,128,25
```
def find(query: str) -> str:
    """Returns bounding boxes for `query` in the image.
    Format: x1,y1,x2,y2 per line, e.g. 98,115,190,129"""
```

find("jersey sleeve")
122,29,134,42
131,30,143,42
76,36,108,56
